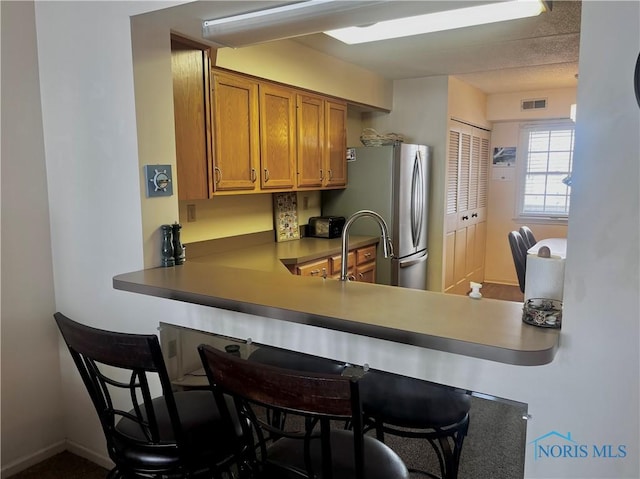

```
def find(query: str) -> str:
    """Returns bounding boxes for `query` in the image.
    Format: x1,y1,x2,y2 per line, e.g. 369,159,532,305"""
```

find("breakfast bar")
113,255,559,366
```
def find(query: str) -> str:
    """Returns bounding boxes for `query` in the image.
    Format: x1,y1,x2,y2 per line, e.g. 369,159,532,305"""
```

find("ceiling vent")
521,98,547,111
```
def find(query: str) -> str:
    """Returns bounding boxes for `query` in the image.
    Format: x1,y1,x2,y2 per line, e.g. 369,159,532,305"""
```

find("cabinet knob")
472,212,478,218
364,252,371,258
328,169,333,180
462,215,469,221
214,167,222,184
264,168,270,182
251,168,256,183
320,169,324,180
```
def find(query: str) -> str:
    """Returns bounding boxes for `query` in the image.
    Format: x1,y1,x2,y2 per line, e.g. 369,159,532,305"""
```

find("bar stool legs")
359,370,471,479
369,414,469,479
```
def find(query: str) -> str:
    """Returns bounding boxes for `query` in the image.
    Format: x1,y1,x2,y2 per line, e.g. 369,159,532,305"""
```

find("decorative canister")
522,298,562,328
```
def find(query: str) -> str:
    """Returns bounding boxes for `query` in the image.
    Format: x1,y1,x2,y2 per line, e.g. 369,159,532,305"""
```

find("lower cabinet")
292,244,376,283
354,244,376,283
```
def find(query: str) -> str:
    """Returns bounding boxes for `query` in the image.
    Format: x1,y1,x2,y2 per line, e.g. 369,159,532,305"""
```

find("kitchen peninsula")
113,234,559,366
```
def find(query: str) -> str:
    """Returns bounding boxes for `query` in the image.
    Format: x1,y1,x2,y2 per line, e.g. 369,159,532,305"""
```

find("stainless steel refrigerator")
322,143,430,289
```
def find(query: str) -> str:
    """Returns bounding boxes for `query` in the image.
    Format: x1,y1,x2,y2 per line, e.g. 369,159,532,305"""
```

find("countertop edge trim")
113,276,558,366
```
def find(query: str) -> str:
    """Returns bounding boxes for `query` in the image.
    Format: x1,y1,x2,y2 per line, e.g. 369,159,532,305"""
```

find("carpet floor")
10,392,525,479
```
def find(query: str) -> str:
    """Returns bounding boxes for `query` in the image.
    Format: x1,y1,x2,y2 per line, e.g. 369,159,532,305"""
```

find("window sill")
513,216,568,226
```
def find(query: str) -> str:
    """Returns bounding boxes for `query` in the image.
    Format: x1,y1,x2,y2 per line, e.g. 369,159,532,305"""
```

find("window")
517,121,574,219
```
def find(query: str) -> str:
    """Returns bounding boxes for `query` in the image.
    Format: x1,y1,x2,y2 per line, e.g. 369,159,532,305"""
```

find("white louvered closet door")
444,121,490,294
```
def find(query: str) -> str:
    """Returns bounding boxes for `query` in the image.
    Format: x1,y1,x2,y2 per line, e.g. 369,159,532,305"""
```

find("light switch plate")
144,165,173,197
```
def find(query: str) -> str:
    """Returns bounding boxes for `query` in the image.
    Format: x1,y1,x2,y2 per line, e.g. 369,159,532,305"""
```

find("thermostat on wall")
144,165,173,197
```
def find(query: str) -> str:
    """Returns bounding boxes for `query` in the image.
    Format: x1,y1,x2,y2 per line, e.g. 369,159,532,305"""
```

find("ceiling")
159,0,581,95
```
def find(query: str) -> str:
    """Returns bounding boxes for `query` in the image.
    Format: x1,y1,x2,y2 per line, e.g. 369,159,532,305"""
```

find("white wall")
216,40,393,110
2,2,638,478
0,2,64,474
487,87,578,122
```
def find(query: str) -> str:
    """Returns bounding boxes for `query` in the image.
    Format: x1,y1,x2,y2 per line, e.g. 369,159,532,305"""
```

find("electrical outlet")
168,339,177,358
187,204,196,222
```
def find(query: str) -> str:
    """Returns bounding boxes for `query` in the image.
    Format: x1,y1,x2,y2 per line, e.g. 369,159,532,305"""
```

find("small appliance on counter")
307,216,345,239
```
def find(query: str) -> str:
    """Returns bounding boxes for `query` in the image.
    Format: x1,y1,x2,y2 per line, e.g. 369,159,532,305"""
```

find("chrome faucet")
340,210,394,281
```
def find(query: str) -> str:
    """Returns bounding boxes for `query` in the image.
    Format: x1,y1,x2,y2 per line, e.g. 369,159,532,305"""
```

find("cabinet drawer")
329,251,355,276
356,245,376,265
296,258,329,278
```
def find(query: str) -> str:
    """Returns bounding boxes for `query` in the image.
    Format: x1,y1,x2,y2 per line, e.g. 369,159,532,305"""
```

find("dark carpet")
10,393,525,478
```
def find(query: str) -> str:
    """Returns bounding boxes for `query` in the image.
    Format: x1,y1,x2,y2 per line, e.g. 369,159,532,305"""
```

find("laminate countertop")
113,236,559,366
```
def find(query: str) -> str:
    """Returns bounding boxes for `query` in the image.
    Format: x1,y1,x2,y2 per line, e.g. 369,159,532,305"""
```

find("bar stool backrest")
198,343,365,479
54,313,183,463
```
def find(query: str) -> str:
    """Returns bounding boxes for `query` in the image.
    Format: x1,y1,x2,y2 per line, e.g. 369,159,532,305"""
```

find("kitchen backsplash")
179,191,321,244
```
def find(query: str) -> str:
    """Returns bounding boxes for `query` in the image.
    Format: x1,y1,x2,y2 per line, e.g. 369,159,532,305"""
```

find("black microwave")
308,216,345,239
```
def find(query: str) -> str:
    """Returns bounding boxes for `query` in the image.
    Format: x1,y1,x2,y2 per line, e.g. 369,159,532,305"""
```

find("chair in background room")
519,226,537,250
54,312,242,479
358,370,471,479
508,231,528,293
198,344,410,479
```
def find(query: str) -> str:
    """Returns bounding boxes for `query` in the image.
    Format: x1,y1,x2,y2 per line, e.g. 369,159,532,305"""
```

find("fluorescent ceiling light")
325,0,547,44
202,0,385,48
203,1,336,29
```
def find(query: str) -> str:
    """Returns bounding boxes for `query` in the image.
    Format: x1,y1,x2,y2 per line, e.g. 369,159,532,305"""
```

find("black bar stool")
358,370,471,479
200,344,410,479
54,312,243,479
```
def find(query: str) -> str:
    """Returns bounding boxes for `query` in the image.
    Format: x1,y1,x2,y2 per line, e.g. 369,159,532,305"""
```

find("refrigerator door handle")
411,151,425,248
399,252,428,268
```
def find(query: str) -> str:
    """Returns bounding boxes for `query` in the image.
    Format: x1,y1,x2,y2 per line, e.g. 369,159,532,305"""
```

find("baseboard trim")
483,279,519,287
65,440,114,471
0,441,66,478
0,440,114,478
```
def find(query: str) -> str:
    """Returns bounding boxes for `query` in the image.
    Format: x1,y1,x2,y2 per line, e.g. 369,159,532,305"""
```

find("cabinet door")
259,84,296,190
212,72,259,192
444,122,490,294
355,262,376,283
355,245,377,283
296,94,325,188
472,220,487,282
444,231,456,292
324,101,347,187
171,37,212,200
452,227,468,292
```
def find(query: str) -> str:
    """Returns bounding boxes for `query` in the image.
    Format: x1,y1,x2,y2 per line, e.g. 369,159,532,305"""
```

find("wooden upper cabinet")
171,36,213,200
297,97,347,189
259,84,296,190
296,94,325,188
325,101,347,188
208,69,347,195
212,71,259,192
